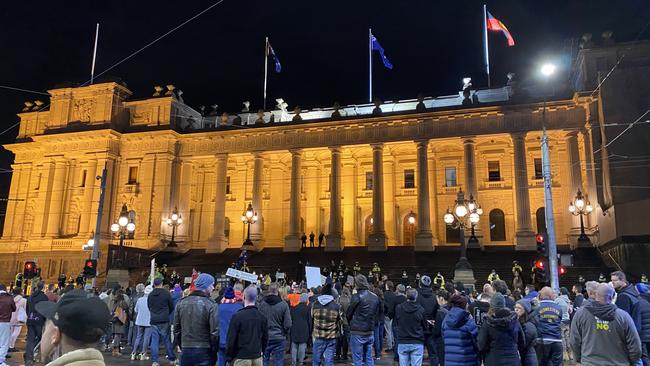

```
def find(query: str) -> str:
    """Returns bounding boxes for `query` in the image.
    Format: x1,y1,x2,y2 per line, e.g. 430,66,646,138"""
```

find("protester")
0,284,16,366
35,289,111,366
492,280,515,310
45,284,59,303
383,281,396,353
131,285,152,361
611,271,650,365
572,284,584,309
371,286,385,360
259,283,292,366
24,281,48,366
468,284,491,329
415,275,439,366
532,287,563,366
109,290,129,356
174,272,218,366
311,281,342,366
148,278,176,366
390,284,407,362
347,274,380,366
584,281,599,306
477,293,525,366
394,288,426,366
9,287,26,352
128,284,145,349
555,287,573,361
570,283,642,366
433,290,449,366
226,286,268,366
289,293,309,366
442,294,479,366
512,299,537,366
336,288,352,361
219,286,244,366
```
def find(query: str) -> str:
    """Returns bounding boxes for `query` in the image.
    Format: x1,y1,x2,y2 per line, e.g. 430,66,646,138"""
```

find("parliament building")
1,38,649,285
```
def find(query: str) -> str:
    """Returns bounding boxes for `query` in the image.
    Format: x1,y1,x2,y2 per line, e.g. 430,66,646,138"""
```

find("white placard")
305,266,322,289
184,277,192,284
226,268,258,283
321,275,327,285
276,272,285,279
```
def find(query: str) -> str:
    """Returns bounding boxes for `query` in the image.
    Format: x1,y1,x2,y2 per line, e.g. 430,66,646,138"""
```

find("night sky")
0,0,649,210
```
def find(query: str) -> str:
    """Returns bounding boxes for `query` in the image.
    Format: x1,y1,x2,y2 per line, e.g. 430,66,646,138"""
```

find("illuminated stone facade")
0,81,602,284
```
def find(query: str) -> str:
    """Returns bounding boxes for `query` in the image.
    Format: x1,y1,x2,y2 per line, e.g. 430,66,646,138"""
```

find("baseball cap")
35,289,111,343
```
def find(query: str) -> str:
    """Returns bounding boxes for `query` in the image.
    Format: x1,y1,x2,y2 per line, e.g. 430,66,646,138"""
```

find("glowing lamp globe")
455,205,468,218
469,212,480,224
408,216,416,225
171,213,179,221
444,211,455,225
541,63,556,77
111,223,120,233
126,222,136,232
118,216,129,227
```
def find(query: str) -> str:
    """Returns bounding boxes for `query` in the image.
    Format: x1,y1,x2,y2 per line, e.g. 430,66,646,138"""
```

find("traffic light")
23,261,37,279
536,233,547,256
535,259,545,270
83,259,97,277
559,266,567,276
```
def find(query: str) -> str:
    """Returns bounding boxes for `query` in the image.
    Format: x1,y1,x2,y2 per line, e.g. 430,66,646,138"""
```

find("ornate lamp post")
241,203,258,249
407,211,416,244
444,189,482,280
110,203,135,268
165,207,183,248
569,189,593,245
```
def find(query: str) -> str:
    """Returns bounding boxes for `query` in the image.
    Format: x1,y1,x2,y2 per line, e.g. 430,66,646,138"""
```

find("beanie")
299,293,309,303
224,286,235,299
420,275,432,288
490,292,506,309
516,299,532,314
195,273,215,291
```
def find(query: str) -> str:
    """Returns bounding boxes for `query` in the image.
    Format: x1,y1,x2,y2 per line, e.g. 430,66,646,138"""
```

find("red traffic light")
535,260,545,269
536,234,544,242
25,263,32,270
559,266,567,275
85,260,94,268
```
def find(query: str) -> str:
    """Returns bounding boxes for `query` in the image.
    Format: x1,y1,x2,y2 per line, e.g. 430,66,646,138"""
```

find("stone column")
80,158,99,235
415,140,434,251
428,147,440,244
250,152,265,247
383,153,398,245
369,143,387,250
511,132,536,250
284,149,302,251
342,160,358,244
581,127,597,227
305,162,320,236
209,153,229,253
565,131,584,245
463,138,481,244
45,158,67,237
326,147,345,251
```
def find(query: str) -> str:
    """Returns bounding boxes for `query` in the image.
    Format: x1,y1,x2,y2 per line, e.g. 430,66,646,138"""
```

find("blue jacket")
442,307,480,366
533,300,562,342
218,301,243,347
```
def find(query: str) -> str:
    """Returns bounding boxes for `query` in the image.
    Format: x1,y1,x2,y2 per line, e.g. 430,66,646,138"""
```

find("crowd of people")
0,267,649,366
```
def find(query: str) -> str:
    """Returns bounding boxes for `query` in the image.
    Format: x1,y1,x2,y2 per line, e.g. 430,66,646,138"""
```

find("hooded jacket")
520,319,538,366
45,348,105,366
394,301,426,344
311,294,341,339
416,287,439,335
134,296,151,327
147,287,174,325
290,302,310,343
258,294,292,340
442,307,480,366
0,291,16,323
477,309,525,366
347,288,379,335
26,290,49,326
569,301,642,366
218,300,243,347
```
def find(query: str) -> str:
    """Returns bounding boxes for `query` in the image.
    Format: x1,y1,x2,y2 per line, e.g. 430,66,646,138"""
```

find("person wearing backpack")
612,271,650,366
24,281,48,366
110,290,129,356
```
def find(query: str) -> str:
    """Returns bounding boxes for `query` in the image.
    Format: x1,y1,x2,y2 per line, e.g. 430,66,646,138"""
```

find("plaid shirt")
311,296,341,339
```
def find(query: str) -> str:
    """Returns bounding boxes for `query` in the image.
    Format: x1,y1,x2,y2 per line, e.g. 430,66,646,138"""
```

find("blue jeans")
263,339,285,366
150,323,176,363
218,346,228,366
181,347,214,366
373,323,384,358
132,326,152,355
312,338,336,366
350,334,374,366
397,344,423,366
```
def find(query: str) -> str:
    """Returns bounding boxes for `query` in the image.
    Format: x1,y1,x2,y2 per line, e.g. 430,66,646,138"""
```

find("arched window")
536,207,547,233
489,209,506,241
446,226,461,244
365,215,374,245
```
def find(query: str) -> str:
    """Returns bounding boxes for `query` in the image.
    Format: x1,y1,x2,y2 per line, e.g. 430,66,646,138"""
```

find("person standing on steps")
300,233,308,249
309,232,315,248
318,232,325,248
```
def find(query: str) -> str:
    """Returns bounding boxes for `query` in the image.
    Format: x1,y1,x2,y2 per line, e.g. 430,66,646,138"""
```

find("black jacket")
388,294,406,320
520,320,538,366
347,288,379,335
148,288,174,325
384,290,396,318
290,303,311,343
226,306,268,361
468,300,490,329
433,306,448,344
26,290,48,326
416,287,439,335
477,309,525,366
395,301,426,344
173,291,218,349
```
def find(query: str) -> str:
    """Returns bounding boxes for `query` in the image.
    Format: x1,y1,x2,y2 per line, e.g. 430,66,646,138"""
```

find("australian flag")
371,34,393,69
267,41,282,73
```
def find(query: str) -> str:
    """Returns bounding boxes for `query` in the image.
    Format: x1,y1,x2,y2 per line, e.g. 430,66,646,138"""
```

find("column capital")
289,148,303,156
510,131,528,140
462,137,477,145
370,143,384,151
215,153,228,161
564,130,579,139
252,151,267,159
415,139,430,148
328,146,342,154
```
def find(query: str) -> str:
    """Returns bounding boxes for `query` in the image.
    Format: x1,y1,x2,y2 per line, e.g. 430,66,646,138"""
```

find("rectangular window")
35,172,42,190
488,161,501,182
445,167,456,187
365,171,373,190
128,166,138,184
80,170,87,187
328,174,331,192
534,158,543,179
226,176,231,194
404,169,415,189
301,175,305,193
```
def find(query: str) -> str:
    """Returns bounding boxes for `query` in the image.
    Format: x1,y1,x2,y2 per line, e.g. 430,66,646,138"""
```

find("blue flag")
371,34,393,69
267,41,282,73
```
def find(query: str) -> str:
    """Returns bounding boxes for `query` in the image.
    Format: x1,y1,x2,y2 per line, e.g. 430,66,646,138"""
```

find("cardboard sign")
276,272,285,279
184,277,193,284
226,268,258,283
305,266,322,289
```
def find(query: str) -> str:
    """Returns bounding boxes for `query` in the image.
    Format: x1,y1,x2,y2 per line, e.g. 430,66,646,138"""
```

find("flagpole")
90,23,100,85
369,28,373,103
483,5,491,88
263,37,269,110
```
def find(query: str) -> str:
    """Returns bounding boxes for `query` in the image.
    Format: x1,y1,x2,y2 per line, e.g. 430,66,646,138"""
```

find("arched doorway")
365,215,373,245
403,213,417,245
536,207,547,233
489,209,506,241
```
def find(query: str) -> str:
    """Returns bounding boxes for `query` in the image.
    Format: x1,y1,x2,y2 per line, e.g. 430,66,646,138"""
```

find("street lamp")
569,189,593,245
407,211,416,244
443,189,482,269
165,207,183,248
82,233,95,252
241,203,258,248
111,203,135,268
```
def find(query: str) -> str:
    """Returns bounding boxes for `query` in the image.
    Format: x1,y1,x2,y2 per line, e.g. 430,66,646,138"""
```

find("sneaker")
152,363,160,366
131,354,137,361
139,353,150,361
